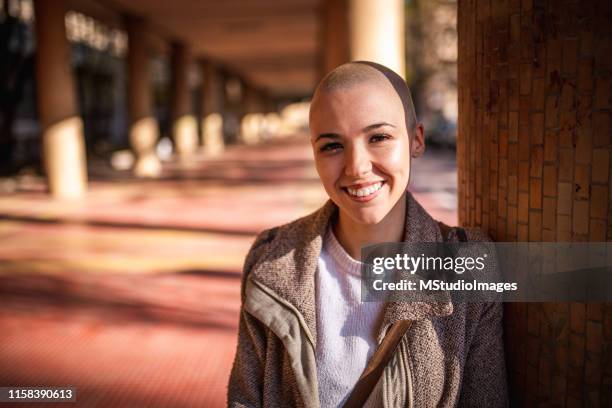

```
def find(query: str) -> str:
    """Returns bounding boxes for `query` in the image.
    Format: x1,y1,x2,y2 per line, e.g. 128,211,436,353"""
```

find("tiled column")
33,0,87,198
170,42,197,160
126,17,161,177
200,61,225,155
457,0,611,405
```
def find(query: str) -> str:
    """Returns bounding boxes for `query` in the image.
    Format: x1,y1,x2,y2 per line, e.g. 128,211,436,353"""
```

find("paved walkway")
0,138,456,407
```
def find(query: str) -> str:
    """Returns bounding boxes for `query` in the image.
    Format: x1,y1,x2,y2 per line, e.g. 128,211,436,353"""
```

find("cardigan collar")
249,191,454,346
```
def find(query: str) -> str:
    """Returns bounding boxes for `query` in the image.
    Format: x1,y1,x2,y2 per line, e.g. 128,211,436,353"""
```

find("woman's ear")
410,123,425,158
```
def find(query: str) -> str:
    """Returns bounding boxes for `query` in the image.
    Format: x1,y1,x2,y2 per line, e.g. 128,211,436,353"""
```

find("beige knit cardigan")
228,192,509,407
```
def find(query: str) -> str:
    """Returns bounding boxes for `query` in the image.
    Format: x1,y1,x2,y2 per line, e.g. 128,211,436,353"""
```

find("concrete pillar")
126,17,161,177
240,85,265,144
33,0,87,199
223,74,243,144
170,42,197,160
348,0,405,78
200,62,225,155
320,0,350,77
457,0,611,405
260,95,279,140
264,94,277,114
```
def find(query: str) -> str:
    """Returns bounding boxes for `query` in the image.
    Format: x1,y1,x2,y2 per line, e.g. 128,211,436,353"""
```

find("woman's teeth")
347,182,383,197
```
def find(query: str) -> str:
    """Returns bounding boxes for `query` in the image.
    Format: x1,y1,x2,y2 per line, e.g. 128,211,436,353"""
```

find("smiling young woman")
309,68,423,260
228,62,509,408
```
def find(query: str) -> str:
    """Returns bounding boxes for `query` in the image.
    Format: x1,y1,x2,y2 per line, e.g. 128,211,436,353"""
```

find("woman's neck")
333,193,407,261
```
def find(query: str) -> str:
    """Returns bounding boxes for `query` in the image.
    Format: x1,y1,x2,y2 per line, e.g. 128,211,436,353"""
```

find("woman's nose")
344,146,372,178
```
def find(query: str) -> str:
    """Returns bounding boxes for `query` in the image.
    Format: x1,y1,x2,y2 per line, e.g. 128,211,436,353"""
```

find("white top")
315,226,386,407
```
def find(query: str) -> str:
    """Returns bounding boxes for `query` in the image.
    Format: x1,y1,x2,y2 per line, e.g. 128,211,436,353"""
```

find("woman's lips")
343,181,385,202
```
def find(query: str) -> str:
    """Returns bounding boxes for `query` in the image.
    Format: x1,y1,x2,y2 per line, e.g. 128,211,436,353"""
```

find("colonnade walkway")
0,136,457,407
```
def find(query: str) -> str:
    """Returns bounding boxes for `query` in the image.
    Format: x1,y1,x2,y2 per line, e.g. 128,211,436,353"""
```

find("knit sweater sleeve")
458,227,509,407
458,302,509,407
227,228,277,408
228,309,267,407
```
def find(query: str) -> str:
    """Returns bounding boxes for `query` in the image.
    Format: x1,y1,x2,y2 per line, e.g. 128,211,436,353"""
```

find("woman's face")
310,80,415,225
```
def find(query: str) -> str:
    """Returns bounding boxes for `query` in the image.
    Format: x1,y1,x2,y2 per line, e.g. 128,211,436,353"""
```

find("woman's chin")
344,207,388,226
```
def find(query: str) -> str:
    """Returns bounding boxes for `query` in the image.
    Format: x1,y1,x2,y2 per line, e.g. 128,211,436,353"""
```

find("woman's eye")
370,133,391,143
319,142,343,153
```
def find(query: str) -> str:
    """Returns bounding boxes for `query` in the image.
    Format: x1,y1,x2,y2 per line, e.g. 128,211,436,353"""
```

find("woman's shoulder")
243,201,336,275
248,207,323,253
450,225,492,243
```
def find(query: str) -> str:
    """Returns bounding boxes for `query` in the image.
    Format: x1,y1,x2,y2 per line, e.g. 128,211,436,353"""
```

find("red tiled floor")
0,137,457,407
0,272,240,407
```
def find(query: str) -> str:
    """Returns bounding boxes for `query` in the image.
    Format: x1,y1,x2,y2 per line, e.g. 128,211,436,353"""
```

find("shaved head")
311,61,418,135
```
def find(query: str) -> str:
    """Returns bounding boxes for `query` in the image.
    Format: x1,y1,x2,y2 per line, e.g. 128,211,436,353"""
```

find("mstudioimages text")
372,279,518,293
371,253,488,275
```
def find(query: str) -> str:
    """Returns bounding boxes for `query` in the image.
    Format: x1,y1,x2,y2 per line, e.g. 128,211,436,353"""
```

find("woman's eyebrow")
314,122,395,142
363,122,396,132
315,133,341,142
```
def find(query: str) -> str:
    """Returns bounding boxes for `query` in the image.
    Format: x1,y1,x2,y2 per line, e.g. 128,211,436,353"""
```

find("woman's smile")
343,180,386,202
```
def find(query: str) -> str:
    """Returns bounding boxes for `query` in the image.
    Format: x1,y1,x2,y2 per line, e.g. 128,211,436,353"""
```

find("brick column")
33,0,87,198
457,0,611,405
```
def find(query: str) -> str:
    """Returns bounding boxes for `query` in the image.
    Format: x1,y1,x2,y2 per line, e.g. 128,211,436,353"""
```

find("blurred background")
0,0,457,406
9,0,612,407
